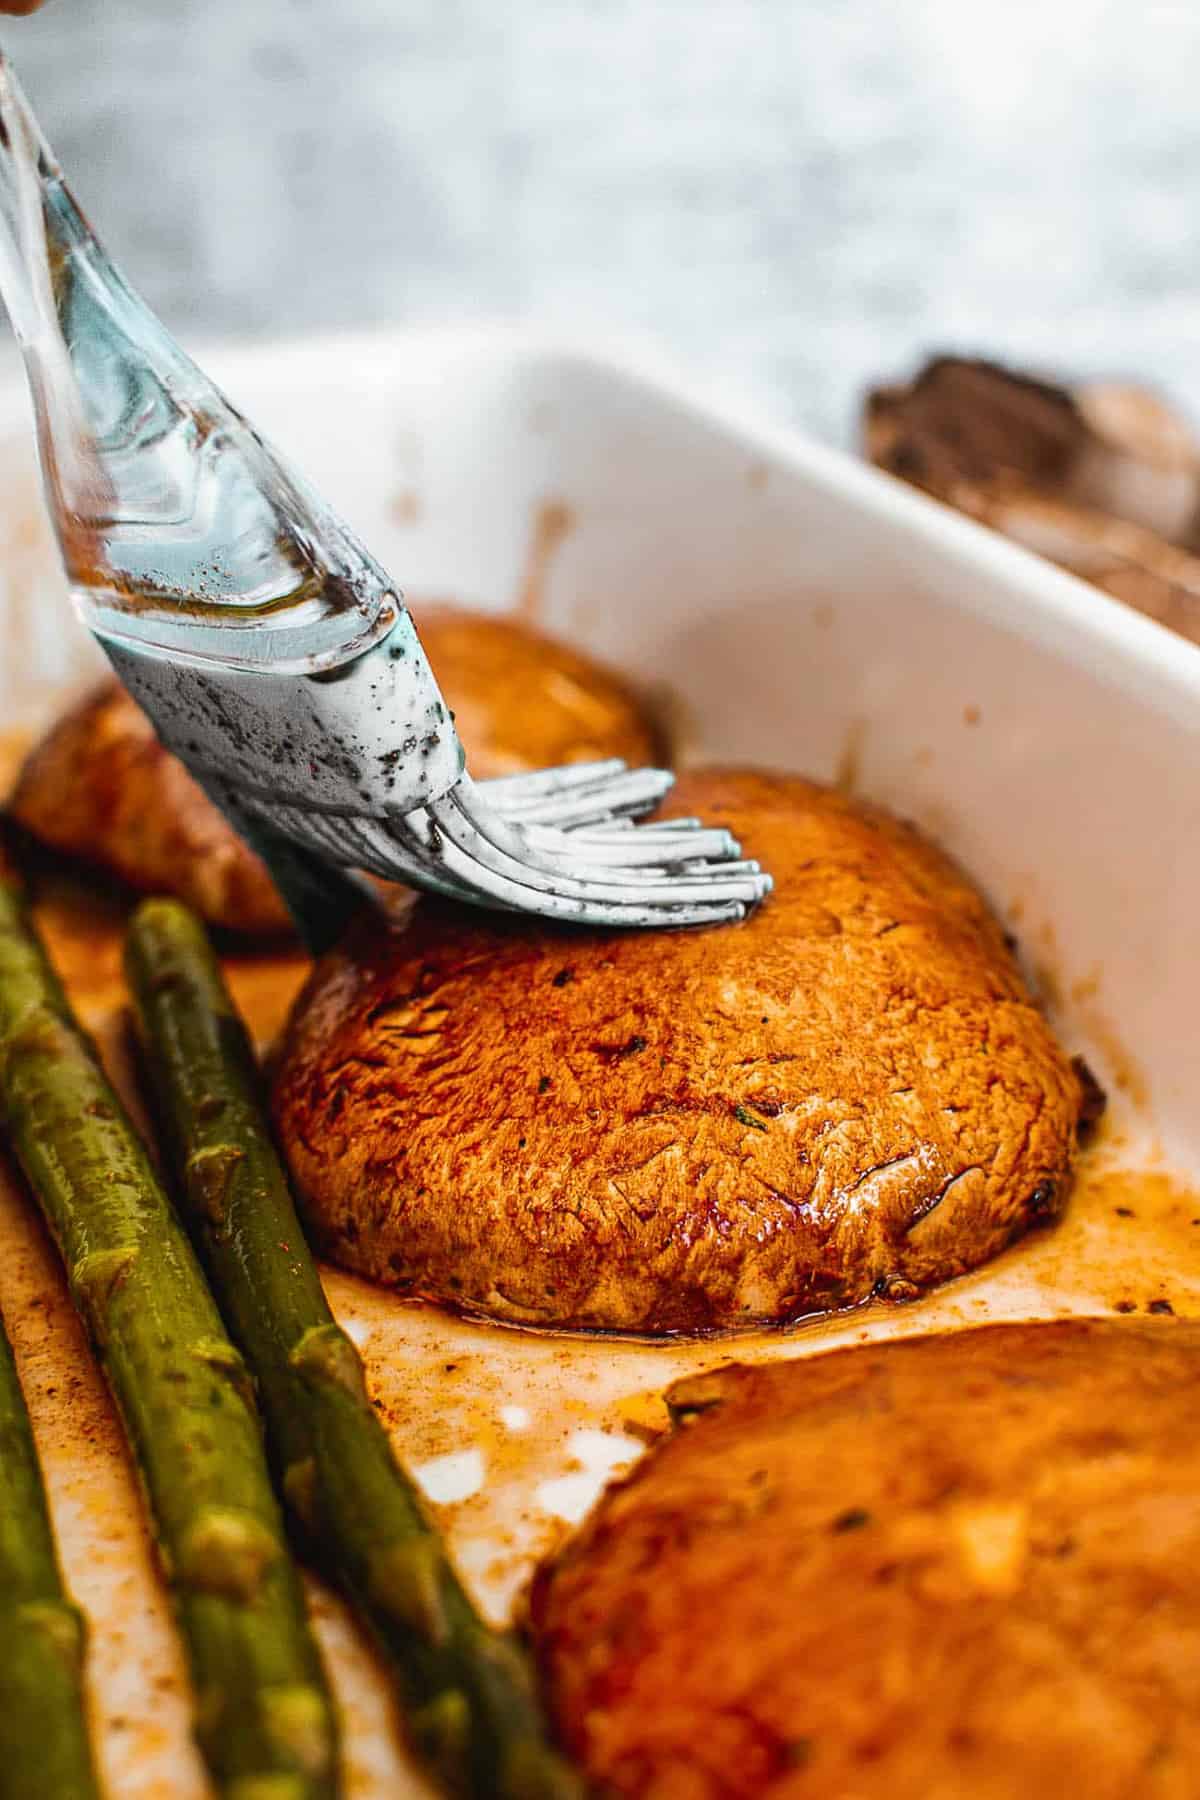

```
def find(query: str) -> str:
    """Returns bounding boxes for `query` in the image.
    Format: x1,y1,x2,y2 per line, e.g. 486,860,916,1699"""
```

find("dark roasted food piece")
0,1304,100,1800
8,606,661,934
273,768,1082,1334
867,356,1088,496
532,1320,1200,1799
864,355,1200,643
10,678,291,932
126,897,582,1800
0,872,338,1800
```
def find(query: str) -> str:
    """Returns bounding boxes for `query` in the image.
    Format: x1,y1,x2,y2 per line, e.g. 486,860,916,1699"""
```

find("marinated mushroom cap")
272,767,1084,1333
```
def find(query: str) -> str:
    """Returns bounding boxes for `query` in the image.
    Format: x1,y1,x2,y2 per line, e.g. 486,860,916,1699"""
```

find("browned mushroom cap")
7,605,662,933
9,679,292,934
271,767,1082,1334
532,1318,1200,1800
413,602,664,777
864,355,1200,644
864,356,1088,496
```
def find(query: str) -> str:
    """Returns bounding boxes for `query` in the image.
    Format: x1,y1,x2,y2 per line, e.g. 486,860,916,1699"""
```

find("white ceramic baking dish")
3,324,1197,1155
0,327,1198,1798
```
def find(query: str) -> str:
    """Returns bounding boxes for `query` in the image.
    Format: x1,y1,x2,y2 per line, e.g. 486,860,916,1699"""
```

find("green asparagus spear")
0,1304,101,1800
0,876,339,1800
125,897,582,1800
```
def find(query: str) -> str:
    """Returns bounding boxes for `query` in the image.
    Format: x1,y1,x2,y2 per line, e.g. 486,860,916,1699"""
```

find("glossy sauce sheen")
0,732,1195,1799
534,1321,1200,1798
276,769,1082,1333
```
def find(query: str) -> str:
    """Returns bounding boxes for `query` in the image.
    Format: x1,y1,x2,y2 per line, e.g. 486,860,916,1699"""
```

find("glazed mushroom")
272,767,1085,1333
533,1319,1200,1799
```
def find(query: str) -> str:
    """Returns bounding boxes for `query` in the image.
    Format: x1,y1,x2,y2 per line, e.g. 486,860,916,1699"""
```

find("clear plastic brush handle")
0,49,397,674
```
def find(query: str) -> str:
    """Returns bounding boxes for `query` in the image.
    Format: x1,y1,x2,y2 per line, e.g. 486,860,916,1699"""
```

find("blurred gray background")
8,0,1200,444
